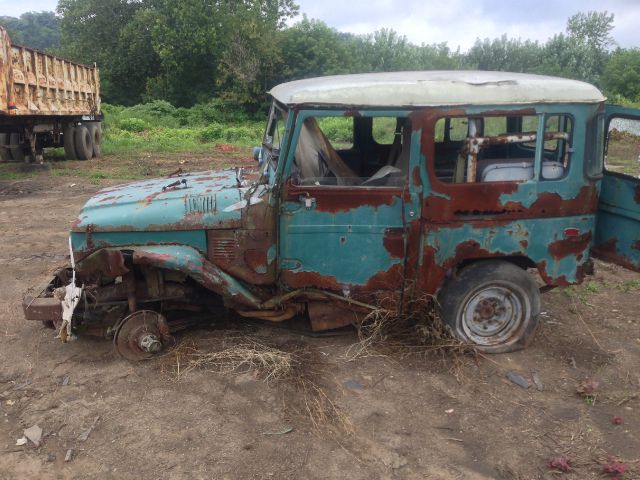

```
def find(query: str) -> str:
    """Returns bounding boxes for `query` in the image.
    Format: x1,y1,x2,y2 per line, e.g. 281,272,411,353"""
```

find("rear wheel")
63,124,77,160
87,122,102,158
438,260,540,353
74,125,93,160
9,133,24,161
0,133,10,161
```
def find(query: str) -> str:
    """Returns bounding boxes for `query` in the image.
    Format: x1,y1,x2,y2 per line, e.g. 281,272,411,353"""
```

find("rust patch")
632,240,640,251
244,249,268,274
307,301,364,331
343,110,361,117
423,182,520,220
592,238,640,273
76,248,129,277
412,165,421,188
285,181,399,213
635,185,640,204
519,239,529,248
548,232,592,260
383,229,405,259
536,260,571,287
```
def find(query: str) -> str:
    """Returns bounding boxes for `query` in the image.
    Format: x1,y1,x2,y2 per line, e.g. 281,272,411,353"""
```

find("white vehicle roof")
269,71,605,108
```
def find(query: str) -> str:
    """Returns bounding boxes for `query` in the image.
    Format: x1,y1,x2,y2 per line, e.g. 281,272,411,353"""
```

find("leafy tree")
215,0,299,109
279,17,350,80
603,48,640,101
57,0,151,104
0,11,61,51
466,35,543,72
538,11,615,85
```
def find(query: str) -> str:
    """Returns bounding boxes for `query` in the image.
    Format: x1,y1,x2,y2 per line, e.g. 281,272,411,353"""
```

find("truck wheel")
0,133,10,161
63,124,77,160
87,122,102,158
9,133,24,161
438,260,540,353
74,125,93,160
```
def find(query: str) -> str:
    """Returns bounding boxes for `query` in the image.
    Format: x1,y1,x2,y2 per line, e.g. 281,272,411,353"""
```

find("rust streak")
548,232,592,260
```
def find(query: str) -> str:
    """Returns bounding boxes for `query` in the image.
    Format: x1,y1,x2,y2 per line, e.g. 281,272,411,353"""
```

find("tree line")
2,4,640,110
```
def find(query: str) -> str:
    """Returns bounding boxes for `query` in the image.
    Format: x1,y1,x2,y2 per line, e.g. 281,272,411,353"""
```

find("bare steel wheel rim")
460,283,530,346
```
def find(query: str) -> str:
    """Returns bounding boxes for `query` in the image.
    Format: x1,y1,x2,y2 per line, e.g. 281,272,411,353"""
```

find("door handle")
301,196,316,210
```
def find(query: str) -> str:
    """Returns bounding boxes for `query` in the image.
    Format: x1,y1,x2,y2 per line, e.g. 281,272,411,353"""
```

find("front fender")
76,245,262,309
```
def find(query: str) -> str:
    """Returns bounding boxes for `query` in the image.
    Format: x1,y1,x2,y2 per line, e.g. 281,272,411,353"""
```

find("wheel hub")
113,310,173,361
462,286,524,345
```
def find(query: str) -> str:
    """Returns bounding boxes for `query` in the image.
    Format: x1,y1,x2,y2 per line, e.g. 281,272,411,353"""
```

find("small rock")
77,416,100,442
64,449,73,462
47,453,56,462
612,416,623,425
343,379,364,391
24,424,43,447
62,375,70,386
15,437,27,446
532,371,544,391
505,371,530,389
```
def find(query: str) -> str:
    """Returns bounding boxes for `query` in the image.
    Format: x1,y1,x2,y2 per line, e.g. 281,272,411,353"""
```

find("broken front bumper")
22,276,63,322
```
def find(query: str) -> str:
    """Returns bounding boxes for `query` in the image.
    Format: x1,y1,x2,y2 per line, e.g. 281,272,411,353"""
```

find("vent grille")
208,231,236,264
185,194,216,214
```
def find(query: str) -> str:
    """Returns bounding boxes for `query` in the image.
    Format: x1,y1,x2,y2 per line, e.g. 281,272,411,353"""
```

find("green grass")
0,164,36,180
100,100,265,156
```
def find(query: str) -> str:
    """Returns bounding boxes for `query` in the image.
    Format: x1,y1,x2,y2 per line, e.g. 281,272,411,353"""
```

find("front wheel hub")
114,310,173,361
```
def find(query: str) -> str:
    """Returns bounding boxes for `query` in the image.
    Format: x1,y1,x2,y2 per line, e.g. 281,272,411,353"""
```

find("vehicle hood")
73,170,248,233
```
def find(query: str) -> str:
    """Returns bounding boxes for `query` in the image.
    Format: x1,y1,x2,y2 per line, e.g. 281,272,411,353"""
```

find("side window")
540,114,573,180
434,115,542,183
292,115,410,187
606,117,640,178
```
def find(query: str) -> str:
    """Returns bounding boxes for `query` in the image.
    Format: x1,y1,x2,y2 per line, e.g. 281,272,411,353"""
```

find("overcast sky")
2,0,639,51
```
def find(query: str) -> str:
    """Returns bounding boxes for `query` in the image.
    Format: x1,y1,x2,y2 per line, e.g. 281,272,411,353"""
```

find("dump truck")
0,26,102,162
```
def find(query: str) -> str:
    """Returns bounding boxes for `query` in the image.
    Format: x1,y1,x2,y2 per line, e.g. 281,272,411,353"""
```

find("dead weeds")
345,296,476,380
160,334,353,433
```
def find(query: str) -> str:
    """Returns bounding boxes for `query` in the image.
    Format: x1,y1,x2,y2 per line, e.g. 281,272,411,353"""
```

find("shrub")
198,123,225,142
118,118,149,132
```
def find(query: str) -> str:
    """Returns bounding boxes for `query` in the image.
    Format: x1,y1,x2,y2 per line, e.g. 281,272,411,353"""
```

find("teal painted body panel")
422,216,594,284
279,196,404,287
73,170,243,231
70,230,208,255
592,105,640,271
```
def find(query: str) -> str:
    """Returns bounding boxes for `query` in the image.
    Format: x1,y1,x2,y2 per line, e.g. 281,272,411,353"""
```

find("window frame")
281,109,412,190
430,111,545,186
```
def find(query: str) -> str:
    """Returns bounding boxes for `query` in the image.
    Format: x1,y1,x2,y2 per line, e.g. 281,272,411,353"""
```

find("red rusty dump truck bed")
0,26,102,162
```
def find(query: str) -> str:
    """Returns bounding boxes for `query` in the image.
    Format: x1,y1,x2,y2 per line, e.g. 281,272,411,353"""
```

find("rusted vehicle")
0,26,102,162
23,71,640,359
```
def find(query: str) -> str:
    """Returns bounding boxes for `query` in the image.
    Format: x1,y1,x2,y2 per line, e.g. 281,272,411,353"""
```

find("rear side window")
433,114,572,183
586,114,604,178
434,115,538,183
606,116,640,177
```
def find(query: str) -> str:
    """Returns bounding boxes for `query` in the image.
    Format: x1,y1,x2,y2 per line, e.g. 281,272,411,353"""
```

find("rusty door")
593,105,640,271
277,111,418,325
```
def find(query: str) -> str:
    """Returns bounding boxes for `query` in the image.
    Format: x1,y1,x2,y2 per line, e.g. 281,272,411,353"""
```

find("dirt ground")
0,151,639,480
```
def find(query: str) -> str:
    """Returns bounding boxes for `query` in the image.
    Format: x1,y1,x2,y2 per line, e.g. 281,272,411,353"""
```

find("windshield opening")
262,103,288,177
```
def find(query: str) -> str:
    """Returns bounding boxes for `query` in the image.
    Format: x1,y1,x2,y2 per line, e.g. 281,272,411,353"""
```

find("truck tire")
9,133,24,161
74,125,93,161
63,125,77,160
0,133,10,162
438,260,540,353
87,122,102,158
